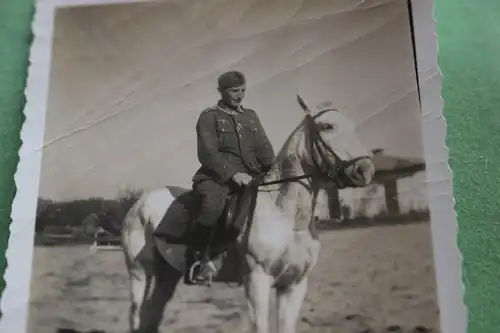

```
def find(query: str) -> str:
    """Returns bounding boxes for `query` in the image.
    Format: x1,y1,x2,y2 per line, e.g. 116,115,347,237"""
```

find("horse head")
296,94,375,189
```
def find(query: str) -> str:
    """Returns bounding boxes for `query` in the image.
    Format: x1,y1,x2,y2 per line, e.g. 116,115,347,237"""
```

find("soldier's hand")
232,172,253,186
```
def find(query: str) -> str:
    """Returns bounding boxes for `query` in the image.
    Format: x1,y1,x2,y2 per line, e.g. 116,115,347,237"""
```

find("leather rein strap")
258,109,370,188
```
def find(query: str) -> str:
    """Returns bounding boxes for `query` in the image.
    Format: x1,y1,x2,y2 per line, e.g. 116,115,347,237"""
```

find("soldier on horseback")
185,70,276,282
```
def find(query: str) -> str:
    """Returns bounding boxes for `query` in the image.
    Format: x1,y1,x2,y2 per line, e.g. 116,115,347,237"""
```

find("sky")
38,0,424,201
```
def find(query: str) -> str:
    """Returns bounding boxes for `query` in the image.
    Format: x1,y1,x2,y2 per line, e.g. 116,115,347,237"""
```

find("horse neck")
257,123,317,229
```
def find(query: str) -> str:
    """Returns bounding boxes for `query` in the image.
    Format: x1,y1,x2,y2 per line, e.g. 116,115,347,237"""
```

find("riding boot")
188,222,212,249
186,221,218,285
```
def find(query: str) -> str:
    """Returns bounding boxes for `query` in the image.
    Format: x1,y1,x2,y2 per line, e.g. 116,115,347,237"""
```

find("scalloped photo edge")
0,0,467,332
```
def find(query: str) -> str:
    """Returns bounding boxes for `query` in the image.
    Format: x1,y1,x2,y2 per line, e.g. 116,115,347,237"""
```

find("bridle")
304,109,372,189
258,108,371,189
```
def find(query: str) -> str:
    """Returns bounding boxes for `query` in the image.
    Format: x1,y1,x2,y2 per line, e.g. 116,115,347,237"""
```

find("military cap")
218,70,246,90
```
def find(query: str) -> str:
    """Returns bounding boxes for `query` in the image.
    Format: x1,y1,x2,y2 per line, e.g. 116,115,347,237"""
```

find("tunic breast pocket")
216,119,236,149
248,121,260,140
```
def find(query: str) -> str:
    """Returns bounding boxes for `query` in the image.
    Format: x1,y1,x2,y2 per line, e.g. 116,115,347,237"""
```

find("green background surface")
0,0,499,332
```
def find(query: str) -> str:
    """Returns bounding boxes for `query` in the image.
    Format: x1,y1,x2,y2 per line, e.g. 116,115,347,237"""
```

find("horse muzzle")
341,157,375,188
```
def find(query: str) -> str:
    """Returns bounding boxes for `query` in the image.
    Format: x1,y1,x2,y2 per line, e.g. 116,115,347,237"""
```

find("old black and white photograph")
0,0,466,333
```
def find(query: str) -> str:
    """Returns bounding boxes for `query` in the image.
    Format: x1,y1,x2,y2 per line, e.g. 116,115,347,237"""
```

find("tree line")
35,190,142,235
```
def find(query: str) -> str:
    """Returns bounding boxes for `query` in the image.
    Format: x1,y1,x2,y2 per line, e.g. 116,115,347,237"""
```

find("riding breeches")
192,179,230,227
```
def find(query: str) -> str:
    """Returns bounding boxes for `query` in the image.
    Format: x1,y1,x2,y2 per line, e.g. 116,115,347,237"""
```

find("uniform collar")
217,100,245,115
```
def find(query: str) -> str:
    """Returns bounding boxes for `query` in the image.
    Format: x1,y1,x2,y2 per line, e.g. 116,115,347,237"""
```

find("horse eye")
317,123,335,131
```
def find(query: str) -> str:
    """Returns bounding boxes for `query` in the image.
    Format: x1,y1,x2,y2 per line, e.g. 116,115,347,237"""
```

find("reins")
255,108,369,189
259,174,311,187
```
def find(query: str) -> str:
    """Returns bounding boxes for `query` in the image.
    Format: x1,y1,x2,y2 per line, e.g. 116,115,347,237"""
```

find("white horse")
121,96,375,333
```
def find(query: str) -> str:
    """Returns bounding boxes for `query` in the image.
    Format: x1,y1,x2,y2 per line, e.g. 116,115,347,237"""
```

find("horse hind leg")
127,265,153,333
134,253,182,333
276,277,309,333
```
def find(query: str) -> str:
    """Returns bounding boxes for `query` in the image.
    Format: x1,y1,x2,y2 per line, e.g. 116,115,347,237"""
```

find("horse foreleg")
276,277,309,333
244,267,273,333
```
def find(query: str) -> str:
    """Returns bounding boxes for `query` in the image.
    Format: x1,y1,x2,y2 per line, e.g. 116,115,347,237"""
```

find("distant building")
94,226,121,246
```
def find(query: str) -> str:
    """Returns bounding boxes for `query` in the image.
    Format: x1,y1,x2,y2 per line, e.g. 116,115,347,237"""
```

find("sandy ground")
27,222,440,333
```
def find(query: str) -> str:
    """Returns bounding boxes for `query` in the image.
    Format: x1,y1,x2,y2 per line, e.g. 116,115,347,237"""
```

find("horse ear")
296,94,312,116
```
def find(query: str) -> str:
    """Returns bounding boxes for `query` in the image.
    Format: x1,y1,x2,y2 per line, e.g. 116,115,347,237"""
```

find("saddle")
188,174,268,285
153,176,264,285
185,183,259,277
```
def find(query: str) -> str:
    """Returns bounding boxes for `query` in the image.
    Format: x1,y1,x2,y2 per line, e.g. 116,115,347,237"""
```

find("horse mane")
266,116,309,180
264,107,340,181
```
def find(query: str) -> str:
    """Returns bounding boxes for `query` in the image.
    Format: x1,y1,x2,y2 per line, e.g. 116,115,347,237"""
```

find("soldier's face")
220,85,246,108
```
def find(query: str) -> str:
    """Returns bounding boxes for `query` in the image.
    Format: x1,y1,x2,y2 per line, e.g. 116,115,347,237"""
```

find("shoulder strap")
201,105,217,114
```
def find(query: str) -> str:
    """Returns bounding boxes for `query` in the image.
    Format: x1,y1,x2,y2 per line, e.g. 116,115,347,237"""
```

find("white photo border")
0,1,467,332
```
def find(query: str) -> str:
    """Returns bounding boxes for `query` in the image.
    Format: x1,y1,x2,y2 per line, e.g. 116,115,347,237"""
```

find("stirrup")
187,259,217,287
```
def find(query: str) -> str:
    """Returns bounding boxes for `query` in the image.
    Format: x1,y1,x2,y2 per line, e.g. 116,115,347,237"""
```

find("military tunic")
192,100,275,184
191,100,275,227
